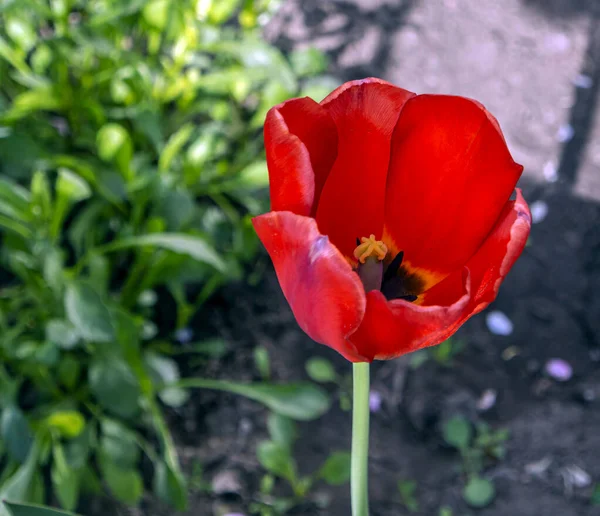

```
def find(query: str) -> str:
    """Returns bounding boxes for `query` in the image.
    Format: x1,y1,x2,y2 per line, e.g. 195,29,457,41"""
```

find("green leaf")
289,47,328,77
89,359,140,418
318,452,351,486
398,479,419,512
43,247,64,296
205,0,242,24
305,357,337,383
153,461,188,511
64,425,94,470
51,445,80,511
45,411,85,439
3,502,80,516
182,339,228,357
267,413,296,448
155,189,194,231
0,178,30,221
0,407,33,463
57,356,81,391
236,160,269,189
56,169,91,203
142,0,170,30
6,18,37,51
96,124,133,178
46,320,79,350
159,124,194,173
0,441,40,511
100,233,226,272
463,476,495,508
145,353,188,407
254,346,270,379
2,87,62,122
100,419,140,468
257,441,294,481
172,379,330,421
99,458,143,505
443,416,472,450
592,484,600,505
64,282,114,343
30,171,52,221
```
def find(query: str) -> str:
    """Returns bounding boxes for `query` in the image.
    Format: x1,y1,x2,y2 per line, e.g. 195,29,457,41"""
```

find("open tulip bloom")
252,78,531,515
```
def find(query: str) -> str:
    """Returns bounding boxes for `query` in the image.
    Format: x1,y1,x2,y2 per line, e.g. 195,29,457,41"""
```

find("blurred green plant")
443,416,509,509
250,413,351,514
0,0,333,512
305,356,355,412
397,479,419,513
409,337,466,369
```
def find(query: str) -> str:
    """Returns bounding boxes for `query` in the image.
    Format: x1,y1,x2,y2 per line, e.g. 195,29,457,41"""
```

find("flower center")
353,235,422,302
353,234,388,263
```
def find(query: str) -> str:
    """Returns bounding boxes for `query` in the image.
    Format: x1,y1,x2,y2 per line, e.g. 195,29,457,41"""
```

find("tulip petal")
348,269,471,361
265,98,338,216
253,211,368,362
422,188,531,319
384,95,523,288
315,78,415,258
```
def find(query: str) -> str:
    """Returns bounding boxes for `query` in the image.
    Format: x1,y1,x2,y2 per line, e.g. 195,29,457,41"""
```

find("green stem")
351,362,370,516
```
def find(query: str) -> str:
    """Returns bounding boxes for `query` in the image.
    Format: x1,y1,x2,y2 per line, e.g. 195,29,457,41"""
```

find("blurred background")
0,0,599,515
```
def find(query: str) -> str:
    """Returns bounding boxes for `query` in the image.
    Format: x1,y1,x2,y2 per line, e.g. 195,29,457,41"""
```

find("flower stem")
351,362,370,516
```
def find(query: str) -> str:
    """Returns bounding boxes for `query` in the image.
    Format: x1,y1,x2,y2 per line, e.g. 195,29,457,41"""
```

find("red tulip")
252,78,531,362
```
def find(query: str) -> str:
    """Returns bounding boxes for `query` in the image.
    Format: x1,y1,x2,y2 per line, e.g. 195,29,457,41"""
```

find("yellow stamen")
353,234,388,264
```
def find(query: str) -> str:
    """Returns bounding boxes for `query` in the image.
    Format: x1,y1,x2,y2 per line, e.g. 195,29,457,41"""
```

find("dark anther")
356,237,361,247
398,294,418,302
383,251,404,282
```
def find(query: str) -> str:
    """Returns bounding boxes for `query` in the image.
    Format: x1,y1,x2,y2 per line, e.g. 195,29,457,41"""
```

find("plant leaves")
305,357,337,383
463,476,495,508
89,359,140,418
99,457,143,505
100,233,226,272
443,416,472,450
257,441,294,481
45,411,85,439
318,451,351,486
45,320,79,350
153,461,187,511
267,413,296,449
3,502,80,516
0,406,33,463
64,282,115,343
171,379,330,421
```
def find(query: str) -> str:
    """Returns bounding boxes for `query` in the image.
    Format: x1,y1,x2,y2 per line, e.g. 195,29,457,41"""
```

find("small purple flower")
545,358,573,382
369,390,382,413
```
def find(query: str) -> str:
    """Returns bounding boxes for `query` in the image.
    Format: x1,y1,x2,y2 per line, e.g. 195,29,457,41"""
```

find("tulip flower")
252,78,531,515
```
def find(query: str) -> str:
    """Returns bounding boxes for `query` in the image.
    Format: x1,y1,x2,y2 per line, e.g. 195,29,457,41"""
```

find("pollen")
353,234,388,264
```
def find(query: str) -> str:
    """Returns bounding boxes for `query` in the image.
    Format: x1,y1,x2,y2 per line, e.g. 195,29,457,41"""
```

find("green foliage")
463,476,495,508
254,345,271,380
0,0,330,512
252,413,350,513
443,416,473,451
410,337,466,369
173,379,331,421
592,484,600,505
3,501,80,516
305,357,337,383
443,416,508,511
397,479,419,513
